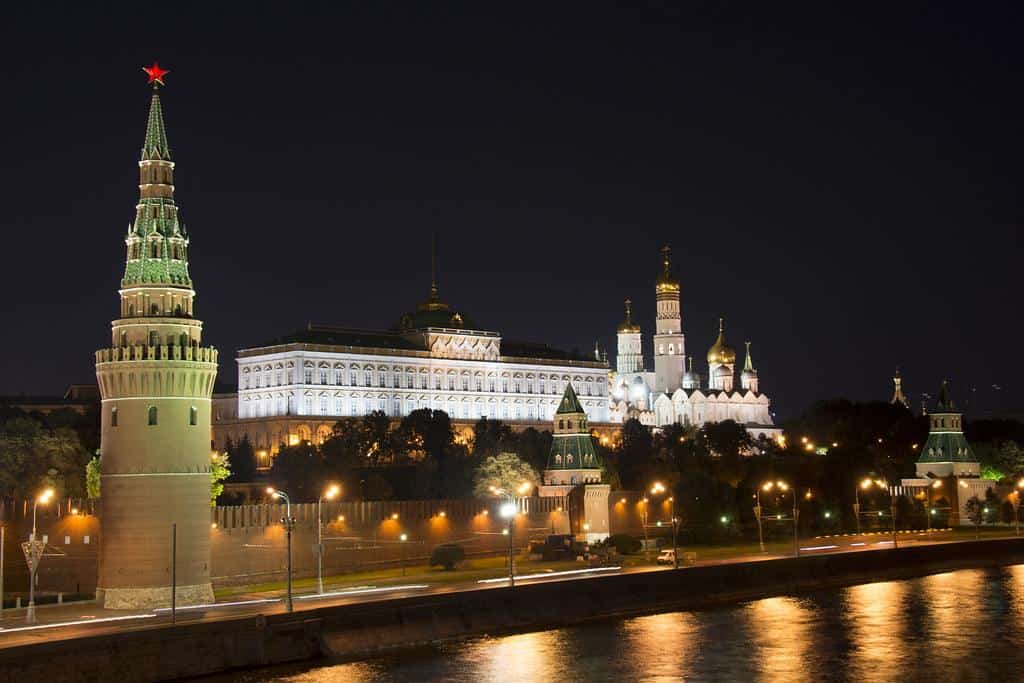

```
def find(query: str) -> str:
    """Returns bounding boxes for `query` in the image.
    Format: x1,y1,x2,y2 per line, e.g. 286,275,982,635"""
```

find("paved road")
0,528,1005,649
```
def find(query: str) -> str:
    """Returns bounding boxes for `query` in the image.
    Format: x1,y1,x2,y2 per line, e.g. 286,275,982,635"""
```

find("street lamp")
266,487,294,613
500,501,518,586
640,497,650,560
399,533,408,576
854,478,872,535
650,482,678,569
1014,479,1024,537
927,480,942,532
758,481,797,556
316,484,340,594
25,488,54,624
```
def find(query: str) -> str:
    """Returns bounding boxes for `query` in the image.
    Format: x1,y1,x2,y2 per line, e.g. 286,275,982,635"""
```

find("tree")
269,442,325,502
226,435,258,482
698,420,753,487
471,418,513,459
964,495,987,538
430,543,466,570
0,416,90,499
472,452,539,499
210,452,231,506
86,456,101,499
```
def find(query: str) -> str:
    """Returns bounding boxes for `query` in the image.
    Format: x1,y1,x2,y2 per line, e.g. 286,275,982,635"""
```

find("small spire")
719,317,724,333
744,341,754,372
594,340,601,361
625,298,632,323
662,245,671,276
688,356,693,372
891,367,909,408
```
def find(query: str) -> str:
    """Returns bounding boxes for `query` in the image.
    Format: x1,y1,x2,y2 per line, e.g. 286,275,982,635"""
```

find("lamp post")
759,481,794,556
650,482,678,569
854,478,873,535
926,480,943,532
25,488,54,624
399,533,408,576
754,487,765,553
641,497,650,560
316,484,340,594
491,482,531,587
1013,479,1024,537
266,487,294,613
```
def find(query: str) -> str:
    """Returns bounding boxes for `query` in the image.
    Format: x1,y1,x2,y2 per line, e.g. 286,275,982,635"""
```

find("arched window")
150,303,160,315
149,331,159,346
148,406,158,426
111,407,118,427
174,304,182,317
189,406,198,426
128,304,135,316
558,419,564,430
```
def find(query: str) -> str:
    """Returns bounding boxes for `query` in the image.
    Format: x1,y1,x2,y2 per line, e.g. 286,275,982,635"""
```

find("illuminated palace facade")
212,280,610,459
609,248,780,440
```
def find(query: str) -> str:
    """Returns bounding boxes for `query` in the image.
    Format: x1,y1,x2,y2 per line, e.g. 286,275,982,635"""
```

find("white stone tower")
94,64,218,609
616,298,643,374
653,246,685,393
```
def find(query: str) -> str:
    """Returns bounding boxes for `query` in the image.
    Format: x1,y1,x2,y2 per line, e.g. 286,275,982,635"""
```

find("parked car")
656,549,676,565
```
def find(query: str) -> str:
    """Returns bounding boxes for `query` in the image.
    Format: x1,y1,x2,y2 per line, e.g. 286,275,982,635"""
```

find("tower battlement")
96,344,218,364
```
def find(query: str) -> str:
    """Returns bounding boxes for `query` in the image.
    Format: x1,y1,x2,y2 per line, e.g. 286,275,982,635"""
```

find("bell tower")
653,246,685,393
94,64,218,609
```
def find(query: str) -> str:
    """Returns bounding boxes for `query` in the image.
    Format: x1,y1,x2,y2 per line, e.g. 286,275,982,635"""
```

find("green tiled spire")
121,85,192,289
556,383,585,415
142,90,171,161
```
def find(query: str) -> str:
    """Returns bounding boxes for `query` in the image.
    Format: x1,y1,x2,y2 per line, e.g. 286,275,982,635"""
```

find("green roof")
546,434,600,471
917,432,975,464
142,90,171,161
556,384,585,415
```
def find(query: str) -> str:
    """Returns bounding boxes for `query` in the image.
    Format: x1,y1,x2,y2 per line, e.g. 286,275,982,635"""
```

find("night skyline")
2,3,1020,417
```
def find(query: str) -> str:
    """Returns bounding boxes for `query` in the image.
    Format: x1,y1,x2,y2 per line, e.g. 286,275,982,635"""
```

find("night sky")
1,2,1020,418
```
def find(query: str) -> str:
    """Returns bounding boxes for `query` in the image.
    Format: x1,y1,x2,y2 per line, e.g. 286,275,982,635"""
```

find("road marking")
153,598,281,613
800,545,839,552
477,566,623,584
296,585,429,600
0,613,157,633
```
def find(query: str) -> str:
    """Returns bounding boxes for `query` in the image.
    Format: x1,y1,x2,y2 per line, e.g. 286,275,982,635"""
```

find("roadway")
0,527,1001,649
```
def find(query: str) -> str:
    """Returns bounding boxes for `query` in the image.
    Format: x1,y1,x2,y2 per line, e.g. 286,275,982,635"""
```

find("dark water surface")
216,565,1024,681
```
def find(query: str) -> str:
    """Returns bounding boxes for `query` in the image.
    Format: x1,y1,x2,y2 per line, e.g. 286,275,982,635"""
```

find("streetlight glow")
499,502,517,519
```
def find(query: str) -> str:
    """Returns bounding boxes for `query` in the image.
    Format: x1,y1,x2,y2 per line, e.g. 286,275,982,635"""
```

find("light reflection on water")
219,565,1024,682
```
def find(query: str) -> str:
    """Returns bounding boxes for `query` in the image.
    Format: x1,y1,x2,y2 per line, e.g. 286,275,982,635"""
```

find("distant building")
609,248,780,441
0,384,98,416
890,368,910,408
213,273,611,458
901,381,995,525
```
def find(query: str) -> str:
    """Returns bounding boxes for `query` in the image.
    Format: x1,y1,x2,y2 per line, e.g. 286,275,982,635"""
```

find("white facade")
610,249,779,440
232,325,609,447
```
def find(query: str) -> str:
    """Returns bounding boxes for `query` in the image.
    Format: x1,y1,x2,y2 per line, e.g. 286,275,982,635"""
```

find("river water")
221,565,1024,682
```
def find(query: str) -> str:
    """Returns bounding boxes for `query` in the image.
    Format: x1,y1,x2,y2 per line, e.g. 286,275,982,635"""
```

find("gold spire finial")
618,297,640,333
662,245,671,275
625,298,632,321
719,317,724,333
430,232,438,297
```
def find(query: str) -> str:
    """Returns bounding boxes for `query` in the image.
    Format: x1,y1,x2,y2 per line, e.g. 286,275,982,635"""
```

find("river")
216,565,1024,681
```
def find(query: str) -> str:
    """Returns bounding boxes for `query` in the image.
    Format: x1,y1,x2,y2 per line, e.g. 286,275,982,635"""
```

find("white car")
656,549,676,565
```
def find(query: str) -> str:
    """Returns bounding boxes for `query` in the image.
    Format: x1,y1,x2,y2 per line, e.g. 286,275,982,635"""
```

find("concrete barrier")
3,537,1023,682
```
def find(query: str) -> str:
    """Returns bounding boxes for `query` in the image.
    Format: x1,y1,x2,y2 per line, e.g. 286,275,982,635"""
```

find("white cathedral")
608,248,781,441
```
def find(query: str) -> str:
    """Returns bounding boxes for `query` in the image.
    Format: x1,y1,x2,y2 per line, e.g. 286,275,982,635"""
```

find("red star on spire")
142,62,170,87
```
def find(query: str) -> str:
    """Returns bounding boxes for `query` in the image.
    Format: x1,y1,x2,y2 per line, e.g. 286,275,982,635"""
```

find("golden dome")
655,245,679,292
617,298,641,333
707,318,736,364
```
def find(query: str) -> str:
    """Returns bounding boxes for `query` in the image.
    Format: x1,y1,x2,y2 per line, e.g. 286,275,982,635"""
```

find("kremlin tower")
653,247,685,393
94,64,218,608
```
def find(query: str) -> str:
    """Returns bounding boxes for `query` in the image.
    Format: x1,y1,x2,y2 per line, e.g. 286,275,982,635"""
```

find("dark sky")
1,2,1020,418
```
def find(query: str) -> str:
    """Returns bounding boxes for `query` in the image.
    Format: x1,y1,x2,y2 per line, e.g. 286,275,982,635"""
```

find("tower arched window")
148,406,158,426
111,407,118,427
149,331,159,347
189,406,198,426
151,242,159,258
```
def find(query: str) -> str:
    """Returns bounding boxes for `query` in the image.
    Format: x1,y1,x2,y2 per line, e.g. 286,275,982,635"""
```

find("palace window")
448,376,456,391
320,398,328,415
304,398,313,415
304,370,313,384
420,374,428,389
110,407,118,427
148,406,158,426
462,377,469,391
365,370,372,386
278,371,285,385
320,370,328,385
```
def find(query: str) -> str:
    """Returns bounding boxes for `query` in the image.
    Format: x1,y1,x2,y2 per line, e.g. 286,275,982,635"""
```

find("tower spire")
744,341,754,372
891,367,910,408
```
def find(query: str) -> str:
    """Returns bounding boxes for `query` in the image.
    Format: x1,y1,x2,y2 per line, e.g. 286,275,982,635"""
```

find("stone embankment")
3,537,1023,682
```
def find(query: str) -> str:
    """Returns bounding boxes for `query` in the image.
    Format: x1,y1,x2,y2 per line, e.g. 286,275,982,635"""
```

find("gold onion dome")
655,246,680,292
618,298,641,333
707,318,736,364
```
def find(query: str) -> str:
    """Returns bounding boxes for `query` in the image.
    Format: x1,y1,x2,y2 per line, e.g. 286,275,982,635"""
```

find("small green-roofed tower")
916,381,977,474
545,384,602,480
